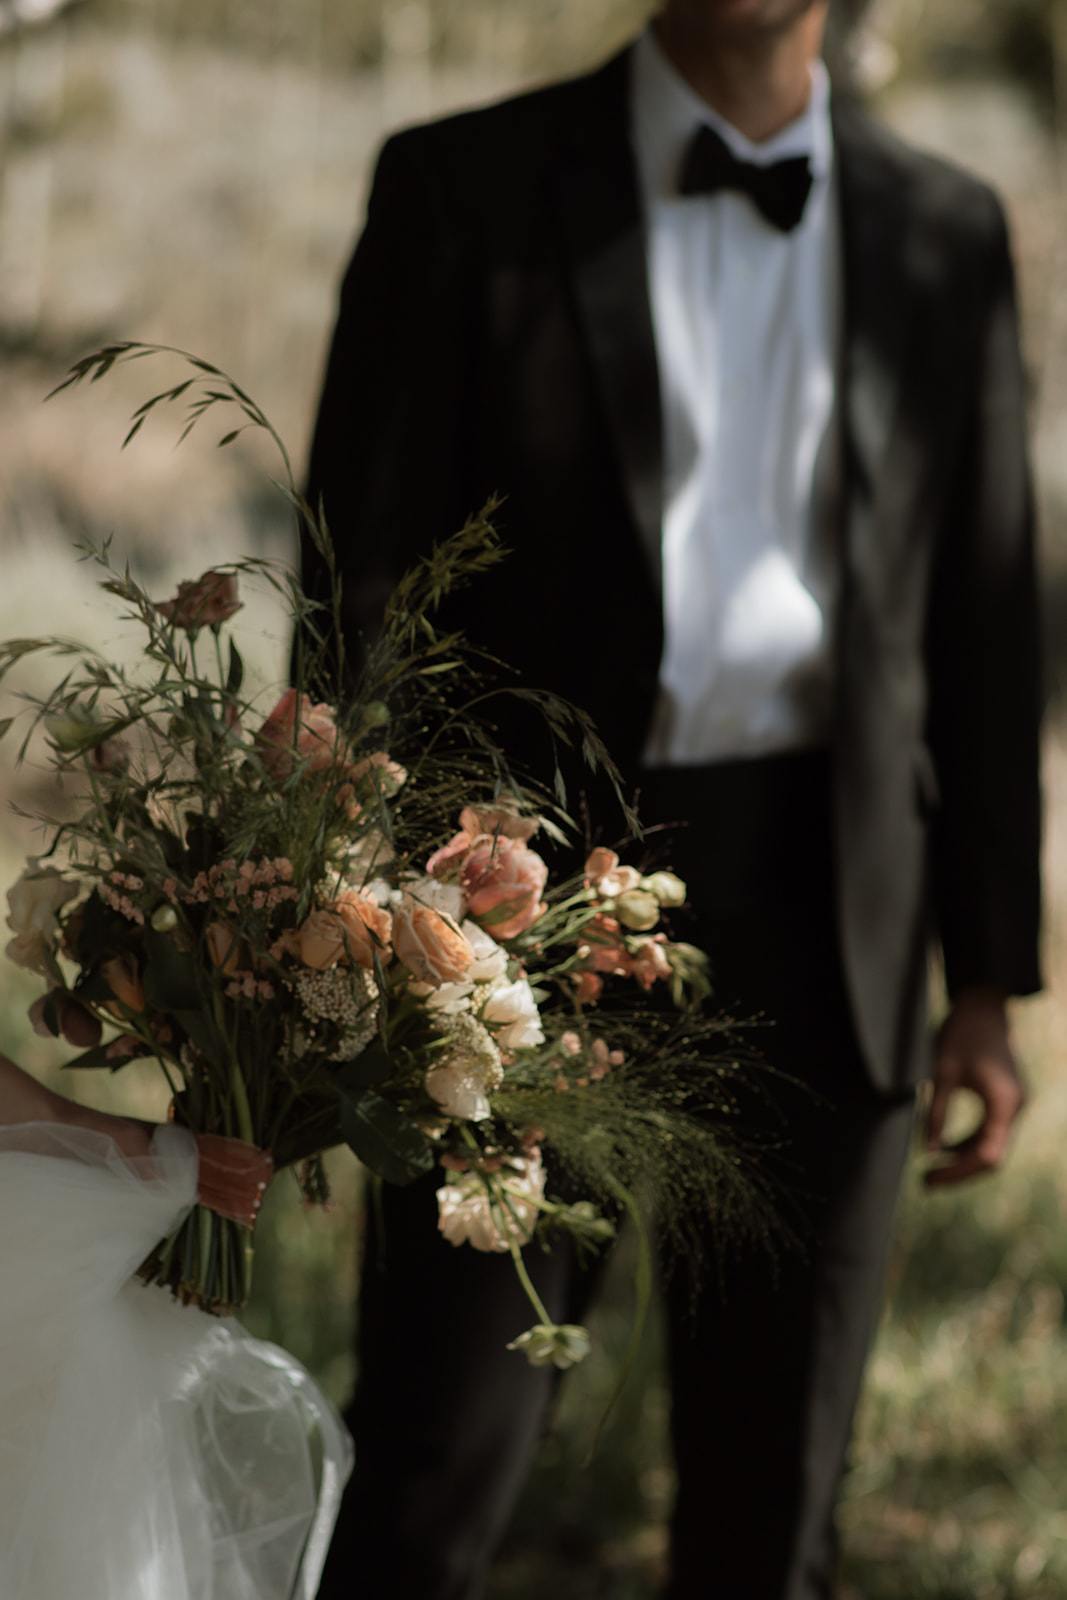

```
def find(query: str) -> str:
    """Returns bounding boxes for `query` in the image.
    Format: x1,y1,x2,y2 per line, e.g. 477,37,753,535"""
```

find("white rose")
5,862,78,975
482,976,544,1049
462,921,508,983
436,1152,545,1252
405,875,467,923
423,981,474,1015
425,1064,492,1121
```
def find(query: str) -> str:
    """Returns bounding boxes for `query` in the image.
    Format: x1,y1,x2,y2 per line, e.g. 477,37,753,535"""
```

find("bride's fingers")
194,1134,274,1227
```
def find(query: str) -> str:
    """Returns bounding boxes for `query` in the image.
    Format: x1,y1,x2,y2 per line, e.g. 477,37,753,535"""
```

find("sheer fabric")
0,1122,352,1600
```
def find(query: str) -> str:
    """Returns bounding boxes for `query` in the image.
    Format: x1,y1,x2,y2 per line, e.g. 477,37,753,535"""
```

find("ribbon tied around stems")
193,1133,274,1227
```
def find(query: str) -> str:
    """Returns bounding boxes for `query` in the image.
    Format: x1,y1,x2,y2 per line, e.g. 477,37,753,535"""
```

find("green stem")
506,1232,554,1328
230,1054,255,1145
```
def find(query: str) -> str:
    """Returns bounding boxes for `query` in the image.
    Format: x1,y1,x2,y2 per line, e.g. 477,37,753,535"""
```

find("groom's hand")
924,987,1025,1188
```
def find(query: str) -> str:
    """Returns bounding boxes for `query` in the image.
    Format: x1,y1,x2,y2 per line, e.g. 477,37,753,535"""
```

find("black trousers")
318,752,917,1600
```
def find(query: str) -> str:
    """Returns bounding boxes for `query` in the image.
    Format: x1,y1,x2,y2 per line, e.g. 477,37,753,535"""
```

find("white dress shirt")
632,29,841,766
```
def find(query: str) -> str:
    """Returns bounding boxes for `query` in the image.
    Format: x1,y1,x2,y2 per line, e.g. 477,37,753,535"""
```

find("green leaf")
0,717,13,743
339,1089,435,1186
62,1043,128,1071
73,969,117,1005
226,639,243,696
143,927,202,1012
475,892,532,930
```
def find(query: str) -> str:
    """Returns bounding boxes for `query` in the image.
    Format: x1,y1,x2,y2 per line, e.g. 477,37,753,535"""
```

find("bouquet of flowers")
1,346,767,1370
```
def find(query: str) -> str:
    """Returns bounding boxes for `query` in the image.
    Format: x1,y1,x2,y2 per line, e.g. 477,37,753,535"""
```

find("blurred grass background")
4,1,1067,1596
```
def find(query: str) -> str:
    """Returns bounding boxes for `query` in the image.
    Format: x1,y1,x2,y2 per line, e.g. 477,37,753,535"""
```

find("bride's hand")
194,1134,274,1228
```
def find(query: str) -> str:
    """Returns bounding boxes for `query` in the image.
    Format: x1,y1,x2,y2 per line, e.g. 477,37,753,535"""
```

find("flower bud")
641,870,687,908
506,1322,592,1369
361,700,391,728
44,706,100,752
613,888,660,932
151,904,179,933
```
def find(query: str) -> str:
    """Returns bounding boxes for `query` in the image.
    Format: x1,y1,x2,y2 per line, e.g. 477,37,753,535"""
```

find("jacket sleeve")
297,131,470,689
925,198,1042,999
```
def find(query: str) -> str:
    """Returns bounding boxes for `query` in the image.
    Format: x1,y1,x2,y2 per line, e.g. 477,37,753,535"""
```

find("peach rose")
462,836,548,941
157,570,242,630
295,908,346,970
584,848,642,898
100,953,146,1013
393,898,474,985
255,689,346,781
333,889,393,969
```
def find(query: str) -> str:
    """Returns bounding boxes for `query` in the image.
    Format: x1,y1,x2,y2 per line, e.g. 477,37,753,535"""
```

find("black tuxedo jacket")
303,47,1042,1091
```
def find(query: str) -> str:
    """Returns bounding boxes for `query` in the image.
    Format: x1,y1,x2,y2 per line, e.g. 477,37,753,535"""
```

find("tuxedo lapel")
834,100,917,562
553,49,664,587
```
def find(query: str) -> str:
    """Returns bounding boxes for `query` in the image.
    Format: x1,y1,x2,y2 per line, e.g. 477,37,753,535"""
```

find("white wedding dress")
0,1122,353,1600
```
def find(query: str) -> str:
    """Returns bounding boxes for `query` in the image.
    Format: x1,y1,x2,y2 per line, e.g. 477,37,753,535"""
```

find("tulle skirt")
0,1122,353,1600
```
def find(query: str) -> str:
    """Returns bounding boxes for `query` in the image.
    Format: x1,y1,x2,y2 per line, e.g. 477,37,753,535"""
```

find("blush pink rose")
255,689,346,781
157,570,242,630
427,807,540,881
393,899,474,985
426,828,474,879
462,837,548,941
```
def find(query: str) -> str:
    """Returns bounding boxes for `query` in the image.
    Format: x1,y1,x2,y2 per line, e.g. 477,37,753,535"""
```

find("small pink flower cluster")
183,858,297,915
225,974,276,1001
552,1029,623,1090
99,870,146,925
571,849,683,1003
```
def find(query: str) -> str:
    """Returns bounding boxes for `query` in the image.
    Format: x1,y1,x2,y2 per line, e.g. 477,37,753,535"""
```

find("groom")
302,0,1042,1595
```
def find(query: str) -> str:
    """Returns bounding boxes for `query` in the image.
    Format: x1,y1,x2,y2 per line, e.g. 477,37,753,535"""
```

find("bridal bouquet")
1,346,763,1369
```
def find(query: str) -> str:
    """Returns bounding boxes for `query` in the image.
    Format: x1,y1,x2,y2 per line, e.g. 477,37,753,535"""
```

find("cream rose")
482,976,544,1049
436,1151,545,1252
5,862,78,975
462,920,509,984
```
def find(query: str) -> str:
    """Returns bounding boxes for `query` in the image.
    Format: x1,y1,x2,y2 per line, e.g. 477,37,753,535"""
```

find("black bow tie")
678,123,814,234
